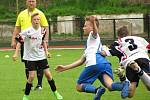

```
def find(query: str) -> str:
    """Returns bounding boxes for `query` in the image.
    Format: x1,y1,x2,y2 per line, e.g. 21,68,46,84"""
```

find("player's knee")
28,76,34,83
45,73,52,80
76,84,82,92
129,61,139,68
105,83,112,91
107,86,113,91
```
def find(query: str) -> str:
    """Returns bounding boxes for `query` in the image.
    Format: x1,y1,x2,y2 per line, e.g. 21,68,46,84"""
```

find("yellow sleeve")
15,13,21,27
40,13,49,27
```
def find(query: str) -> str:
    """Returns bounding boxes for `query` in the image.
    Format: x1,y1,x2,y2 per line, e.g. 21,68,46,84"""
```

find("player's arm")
42,26,49,46
93,17,98,36
89,16,98,37
12,42,21,61
41,27,51,58
101,41,123,57
55,55,86,72
40,12,49,46
11,26,21,48
43,41,51,58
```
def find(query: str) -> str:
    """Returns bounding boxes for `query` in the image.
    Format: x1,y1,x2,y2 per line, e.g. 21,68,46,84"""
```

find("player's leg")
42,59,63,100
129,60,150,90
126,66,140,98
24,61,29,79
77,65,105,100
101,63,129,99
21,45,29,79
23,70,36,100
128,82,137,98
23,61,36,100
44,68,63,100
35,68,43,90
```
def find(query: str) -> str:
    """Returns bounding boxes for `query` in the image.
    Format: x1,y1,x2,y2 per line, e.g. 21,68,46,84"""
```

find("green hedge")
0,0,150,21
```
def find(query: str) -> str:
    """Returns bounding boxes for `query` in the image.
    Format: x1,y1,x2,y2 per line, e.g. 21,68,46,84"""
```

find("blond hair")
31,13,39,20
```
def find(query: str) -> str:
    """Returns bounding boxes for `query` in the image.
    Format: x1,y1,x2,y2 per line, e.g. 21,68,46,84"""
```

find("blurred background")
0,0,150,47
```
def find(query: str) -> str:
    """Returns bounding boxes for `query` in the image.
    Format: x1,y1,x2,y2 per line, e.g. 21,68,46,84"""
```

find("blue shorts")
77,63,113,86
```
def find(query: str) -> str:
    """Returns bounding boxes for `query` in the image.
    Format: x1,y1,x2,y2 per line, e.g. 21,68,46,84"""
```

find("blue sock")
111,82,123,91
82,84,97,93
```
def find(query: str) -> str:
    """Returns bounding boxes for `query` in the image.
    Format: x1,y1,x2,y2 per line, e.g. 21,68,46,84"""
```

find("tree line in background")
0,0,150,21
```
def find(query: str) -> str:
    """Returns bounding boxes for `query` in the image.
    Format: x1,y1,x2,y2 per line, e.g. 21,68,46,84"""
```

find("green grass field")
0,49,149,100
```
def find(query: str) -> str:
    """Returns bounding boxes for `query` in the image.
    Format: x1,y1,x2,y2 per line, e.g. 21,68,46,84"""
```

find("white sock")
139,71,150,90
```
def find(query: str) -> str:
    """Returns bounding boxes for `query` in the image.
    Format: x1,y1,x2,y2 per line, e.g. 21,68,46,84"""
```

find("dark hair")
117,26,129,38
31,13,39,20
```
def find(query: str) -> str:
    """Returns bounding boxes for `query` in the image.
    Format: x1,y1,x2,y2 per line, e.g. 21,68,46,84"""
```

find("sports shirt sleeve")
109,41,123,61
40,13,48,27
15,13,21,27
147,44,150,53
19,29,28,38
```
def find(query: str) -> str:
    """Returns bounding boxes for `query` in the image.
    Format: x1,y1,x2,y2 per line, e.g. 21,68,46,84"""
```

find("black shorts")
126,58,150,83
26,59,49,71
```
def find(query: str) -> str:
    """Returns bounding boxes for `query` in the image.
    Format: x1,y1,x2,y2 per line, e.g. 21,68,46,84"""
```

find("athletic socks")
25,82,32,95
119,75,126,82
135,67,144,76
48,79,57,92
37,69,43,87
138,70,150,89
111,82,124,91
81,84,97,93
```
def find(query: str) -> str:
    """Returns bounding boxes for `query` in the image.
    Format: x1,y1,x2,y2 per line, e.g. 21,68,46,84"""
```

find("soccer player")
55,16,129,100
11,0,49,90
19,13,63,100
101,26,150,98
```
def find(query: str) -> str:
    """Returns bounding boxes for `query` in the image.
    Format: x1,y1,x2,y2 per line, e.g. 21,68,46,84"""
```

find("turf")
0,49,149,100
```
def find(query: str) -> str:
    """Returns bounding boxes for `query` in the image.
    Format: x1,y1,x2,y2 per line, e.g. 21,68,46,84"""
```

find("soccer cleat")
54,91,63,100
31,86,34,90
23,95,29,100
94,87,106,100
121,81,129,99
114,66,125,77
34,85,42,91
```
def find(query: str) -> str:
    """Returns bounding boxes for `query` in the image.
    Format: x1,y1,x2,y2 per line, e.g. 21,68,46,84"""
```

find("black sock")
37,69,43,87
48,79,56,92
137,70,144,76
25,82,32,95
119,75,126,82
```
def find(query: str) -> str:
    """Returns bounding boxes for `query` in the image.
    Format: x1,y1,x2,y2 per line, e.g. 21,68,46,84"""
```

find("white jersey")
117,36,149,68
20,27,46,61
84,31,109,67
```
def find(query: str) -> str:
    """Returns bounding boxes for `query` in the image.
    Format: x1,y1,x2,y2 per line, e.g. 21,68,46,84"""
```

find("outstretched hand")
55,65,66,72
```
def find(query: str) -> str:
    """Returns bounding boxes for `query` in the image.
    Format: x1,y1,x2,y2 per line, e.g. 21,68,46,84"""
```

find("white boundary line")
49,48,84,50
